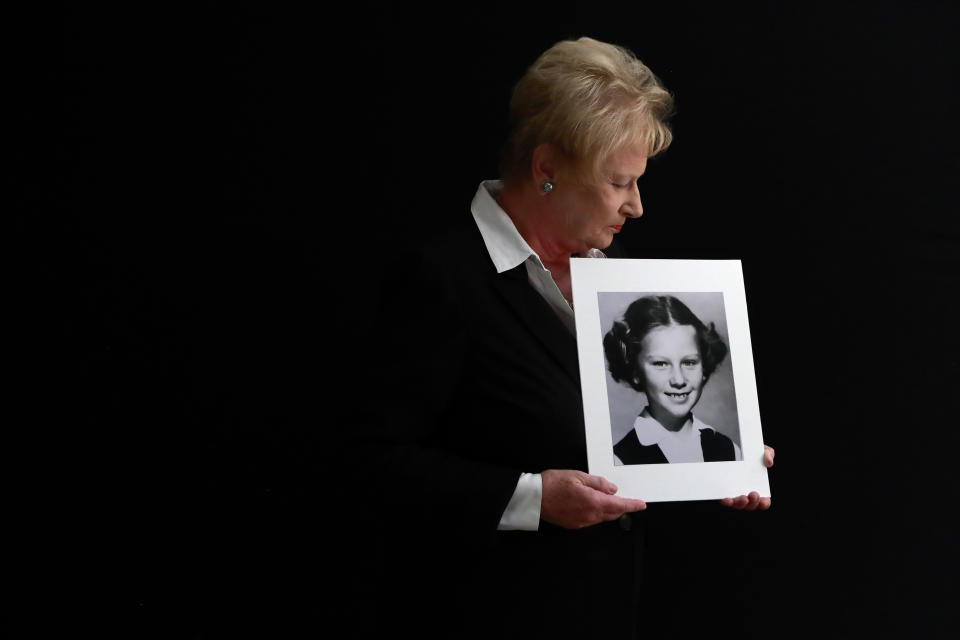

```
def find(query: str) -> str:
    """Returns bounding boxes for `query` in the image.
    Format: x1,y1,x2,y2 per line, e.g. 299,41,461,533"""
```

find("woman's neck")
497,180,575,267
496,180,577,303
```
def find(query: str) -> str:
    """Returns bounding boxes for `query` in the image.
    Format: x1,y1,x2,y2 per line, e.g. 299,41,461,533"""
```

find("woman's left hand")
720,445,775,511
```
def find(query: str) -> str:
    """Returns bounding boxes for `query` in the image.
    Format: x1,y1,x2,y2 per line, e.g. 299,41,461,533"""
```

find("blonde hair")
500,37,674,185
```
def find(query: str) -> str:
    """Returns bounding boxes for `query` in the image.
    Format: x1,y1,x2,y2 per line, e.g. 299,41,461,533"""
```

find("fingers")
582,474,644,516
579,473,618,495
541,470,644,529
603,495,646,514
593,496,645,524
721,491,771,511
764,445,775,468
585,479,645,516
721,495,749,509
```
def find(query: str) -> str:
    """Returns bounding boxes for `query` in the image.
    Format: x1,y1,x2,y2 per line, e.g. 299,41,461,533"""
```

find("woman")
365,37,773,639
604,295,743,464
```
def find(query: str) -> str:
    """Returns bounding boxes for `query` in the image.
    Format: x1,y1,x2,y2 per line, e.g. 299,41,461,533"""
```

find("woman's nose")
622,185,643,218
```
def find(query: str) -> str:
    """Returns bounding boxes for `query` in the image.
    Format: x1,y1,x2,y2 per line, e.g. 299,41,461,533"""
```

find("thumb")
580,474,618,495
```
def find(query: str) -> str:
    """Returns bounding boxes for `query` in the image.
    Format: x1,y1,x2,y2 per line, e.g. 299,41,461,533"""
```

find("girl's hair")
603,296,728,392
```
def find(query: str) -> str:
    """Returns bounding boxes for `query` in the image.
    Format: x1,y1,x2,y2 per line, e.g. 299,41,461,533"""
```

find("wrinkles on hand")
540,469,646,529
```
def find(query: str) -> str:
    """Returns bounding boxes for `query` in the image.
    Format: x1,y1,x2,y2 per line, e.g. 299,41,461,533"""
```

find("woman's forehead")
605,146,648,176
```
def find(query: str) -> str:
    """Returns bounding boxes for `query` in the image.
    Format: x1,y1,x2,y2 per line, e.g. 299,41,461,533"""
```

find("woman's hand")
720,445,775,511
541,469,646,529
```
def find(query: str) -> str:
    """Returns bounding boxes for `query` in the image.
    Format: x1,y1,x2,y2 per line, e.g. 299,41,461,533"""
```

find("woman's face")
548,146,647,254
638,323,705,424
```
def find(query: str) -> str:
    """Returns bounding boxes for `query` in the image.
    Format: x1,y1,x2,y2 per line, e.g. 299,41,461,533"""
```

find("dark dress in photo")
613,410,740,465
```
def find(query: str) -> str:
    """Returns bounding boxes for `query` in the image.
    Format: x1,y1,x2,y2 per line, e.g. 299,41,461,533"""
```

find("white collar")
470,180,540,274
470,180,607,274
632,406,713,447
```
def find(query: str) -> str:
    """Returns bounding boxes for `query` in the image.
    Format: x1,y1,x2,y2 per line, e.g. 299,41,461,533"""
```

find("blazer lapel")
491,263,581,385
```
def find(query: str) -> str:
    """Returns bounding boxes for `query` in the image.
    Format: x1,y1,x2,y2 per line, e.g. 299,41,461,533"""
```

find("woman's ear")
531,143,562,187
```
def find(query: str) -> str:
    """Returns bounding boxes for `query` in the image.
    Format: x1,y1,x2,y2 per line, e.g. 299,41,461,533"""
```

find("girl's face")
638,324,705,425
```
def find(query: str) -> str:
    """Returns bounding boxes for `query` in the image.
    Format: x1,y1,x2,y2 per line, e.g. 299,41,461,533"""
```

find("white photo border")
571,258,770,502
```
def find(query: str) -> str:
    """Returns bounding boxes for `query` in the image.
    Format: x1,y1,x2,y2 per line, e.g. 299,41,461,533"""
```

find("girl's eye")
682,360,700,367
651,361,669,368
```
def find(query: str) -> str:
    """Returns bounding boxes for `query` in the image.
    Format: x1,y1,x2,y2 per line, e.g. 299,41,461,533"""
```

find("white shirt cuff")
497,472,542,531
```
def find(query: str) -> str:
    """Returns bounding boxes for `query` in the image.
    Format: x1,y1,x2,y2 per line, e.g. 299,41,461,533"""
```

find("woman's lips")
665,391,691,402
610,225,622,232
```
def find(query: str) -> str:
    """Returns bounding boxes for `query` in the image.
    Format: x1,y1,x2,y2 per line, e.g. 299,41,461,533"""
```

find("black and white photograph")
600,291,742,466
572,259,769,502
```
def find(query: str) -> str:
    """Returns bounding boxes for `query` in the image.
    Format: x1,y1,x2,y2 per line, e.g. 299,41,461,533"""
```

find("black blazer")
356,216,645,638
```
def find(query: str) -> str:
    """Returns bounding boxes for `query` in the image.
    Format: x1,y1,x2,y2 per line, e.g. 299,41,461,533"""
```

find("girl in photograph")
604,295,742,464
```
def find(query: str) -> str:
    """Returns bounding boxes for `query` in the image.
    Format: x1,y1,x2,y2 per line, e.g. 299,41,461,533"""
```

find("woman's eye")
682,360,700,367
650,361,669,368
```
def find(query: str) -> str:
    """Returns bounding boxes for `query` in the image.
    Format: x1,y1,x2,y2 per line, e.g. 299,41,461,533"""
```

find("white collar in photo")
632,406,714,447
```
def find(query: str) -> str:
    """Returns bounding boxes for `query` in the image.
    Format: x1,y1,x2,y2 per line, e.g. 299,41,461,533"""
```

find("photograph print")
571,258,769,502
600,291,742,467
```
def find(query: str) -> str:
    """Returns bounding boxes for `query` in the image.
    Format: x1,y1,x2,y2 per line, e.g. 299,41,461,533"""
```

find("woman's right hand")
540,469,646,529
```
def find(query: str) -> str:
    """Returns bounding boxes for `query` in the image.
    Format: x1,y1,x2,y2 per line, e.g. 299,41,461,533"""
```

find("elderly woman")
604,295,743,464
365,37,773,639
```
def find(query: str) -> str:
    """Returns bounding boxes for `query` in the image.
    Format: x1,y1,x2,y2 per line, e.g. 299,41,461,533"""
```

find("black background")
32,2,959,637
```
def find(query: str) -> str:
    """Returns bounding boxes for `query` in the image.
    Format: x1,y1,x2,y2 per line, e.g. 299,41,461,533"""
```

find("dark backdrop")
36,3,958,637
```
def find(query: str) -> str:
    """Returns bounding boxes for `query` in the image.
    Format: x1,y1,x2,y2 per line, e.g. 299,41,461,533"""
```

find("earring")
541,180,554,193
